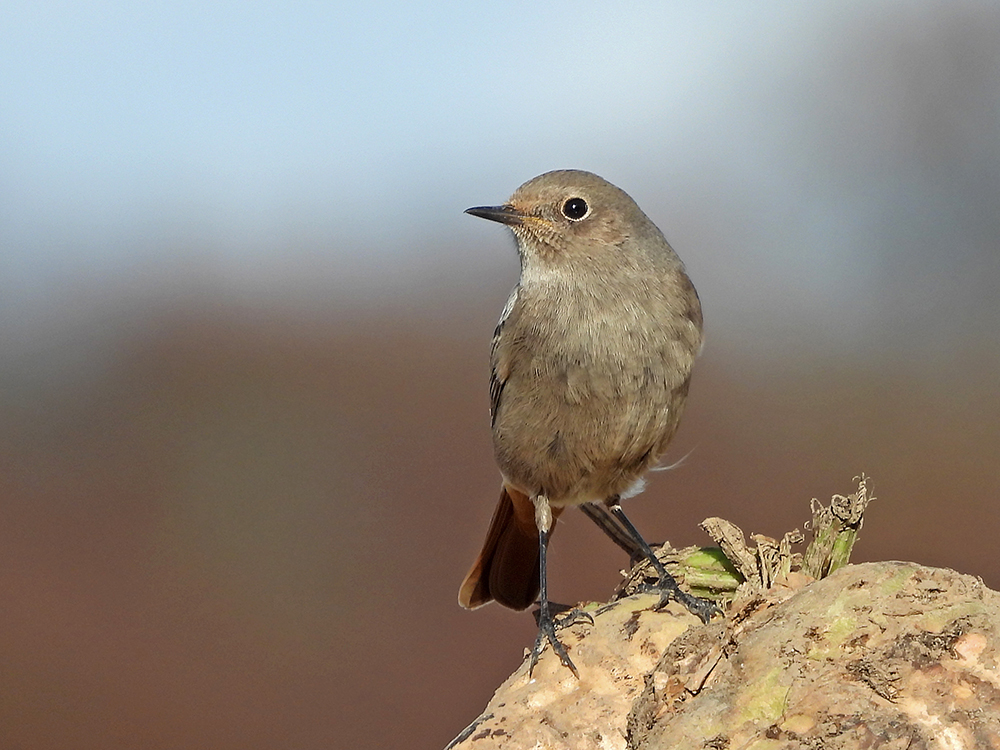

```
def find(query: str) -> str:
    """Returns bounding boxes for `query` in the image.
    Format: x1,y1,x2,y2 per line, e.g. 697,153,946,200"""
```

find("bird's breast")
491,284,694,504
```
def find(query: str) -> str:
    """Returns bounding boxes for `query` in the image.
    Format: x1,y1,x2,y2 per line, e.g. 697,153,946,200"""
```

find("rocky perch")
447,478,1000,750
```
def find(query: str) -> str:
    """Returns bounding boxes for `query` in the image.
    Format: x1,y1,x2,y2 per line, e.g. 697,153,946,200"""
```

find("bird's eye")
561,197,589,221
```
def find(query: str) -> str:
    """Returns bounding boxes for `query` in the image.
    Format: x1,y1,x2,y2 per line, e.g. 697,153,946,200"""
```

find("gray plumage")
460,169,703,617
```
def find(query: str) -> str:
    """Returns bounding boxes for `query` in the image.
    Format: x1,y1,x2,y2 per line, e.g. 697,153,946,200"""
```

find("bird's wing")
489,286,519,427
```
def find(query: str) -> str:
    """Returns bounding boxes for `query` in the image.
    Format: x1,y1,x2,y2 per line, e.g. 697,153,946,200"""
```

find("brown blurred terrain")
3,6,999,747
1,292,997,749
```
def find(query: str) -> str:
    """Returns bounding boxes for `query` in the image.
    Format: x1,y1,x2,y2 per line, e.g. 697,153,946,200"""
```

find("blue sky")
2,1,998,364
1,3,820,270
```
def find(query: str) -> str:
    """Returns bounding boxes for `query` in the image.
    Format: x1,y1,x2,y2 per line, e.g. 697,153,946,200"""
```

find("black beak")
464,204,524,226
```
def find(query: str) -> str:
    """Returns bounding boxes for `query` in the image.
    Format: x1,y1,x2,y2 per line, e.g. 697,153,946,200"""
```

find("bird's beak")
465,204,525,226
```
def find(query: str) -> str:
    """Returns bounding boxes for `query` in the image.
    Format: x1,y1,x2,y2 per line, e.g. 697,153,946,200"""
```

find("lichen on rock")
447,479,1000,750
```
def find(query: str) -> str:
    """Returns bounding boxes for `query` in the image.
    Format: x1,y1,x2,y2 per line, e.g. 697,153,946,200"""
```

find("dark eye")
561,197,589,221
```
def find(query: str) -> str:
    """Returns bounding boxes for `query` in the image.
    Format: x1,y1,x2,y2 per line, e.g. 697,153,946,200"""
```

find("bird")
459,169,717,675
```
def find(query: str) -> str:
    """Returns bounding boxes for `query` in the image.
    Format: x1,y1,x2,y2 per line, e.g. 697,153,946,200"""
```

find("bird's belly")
492,364,681,506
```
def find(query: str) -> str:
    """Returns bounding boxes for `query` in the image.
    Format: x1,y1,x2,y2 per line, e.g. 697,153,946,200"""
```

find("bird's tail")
458,485,560,611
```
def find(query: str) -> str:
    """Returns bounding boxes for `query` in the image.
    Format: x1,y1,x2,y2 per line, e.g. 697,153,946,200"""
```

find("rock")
448,562,1000,750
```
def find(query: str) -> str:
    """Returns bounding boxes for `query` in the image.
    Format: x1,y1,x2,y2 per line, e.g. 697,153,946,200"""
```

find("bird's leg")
579,502,641,559
527,495,579,677
604,496,720,624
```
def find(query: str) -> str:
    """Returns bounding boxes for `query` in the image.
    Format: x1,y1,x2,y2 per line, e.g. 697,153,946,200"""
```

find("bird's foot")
639,578,721,624
533,603,595,629
555,606,595,629
528,606,581,677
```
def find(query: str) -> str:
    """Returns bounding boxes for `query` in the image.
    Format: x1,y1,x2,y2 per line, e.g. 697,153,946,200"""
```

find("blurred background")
2,1,998,747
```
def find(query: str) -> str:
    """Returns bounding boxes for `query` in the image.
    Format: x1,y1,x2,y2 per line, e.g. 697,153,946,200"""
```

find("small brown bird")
459,170,717,675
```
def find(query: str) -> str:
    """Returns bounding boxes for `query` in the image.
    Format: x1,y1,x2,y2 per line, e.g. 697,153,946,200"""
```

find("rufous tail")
458,486,561,611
